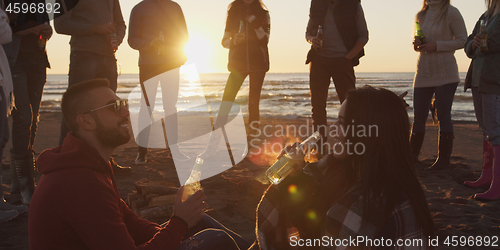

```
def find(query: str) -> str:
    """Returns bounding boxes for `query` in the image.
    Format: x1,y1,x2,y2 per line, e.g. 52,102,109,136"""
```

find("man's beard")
94,117,130,148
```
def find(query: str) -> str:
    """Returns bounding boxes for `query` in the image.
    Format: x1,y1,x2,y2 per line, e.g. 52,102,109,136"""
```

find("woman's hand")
419,41,437,53
413,36,422,51
233,32,245,45
173,187,205,228
472,34,482,51
279,142,305,177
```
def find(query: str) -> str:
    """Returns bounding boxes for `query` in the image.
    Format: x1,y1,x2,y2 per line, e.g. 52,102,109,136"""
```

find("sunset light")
183,32,213,73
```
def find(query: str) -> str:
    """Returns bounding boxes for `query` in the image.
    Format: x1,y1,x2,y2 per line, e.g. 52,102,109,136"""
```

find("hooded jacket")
29,133,187,250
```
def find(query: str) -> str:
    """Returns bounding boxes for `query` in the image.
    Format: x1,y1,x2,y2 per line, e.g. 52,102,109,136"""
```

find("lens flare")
307,209,317,221
288,184,298,194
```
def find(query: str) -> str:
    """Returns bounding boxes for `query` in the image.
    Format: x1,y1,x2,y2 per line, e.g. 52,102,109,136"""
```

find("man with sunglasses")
28,79,211,249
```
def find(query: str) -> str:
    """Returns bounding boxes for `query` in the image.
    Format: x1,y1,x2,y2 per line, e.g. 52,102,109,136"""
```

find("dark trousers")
309,55,355,139
0,87,9,168
59,51,118,145
214,71,266,129
136,65,180,151
10,57,46,157
412,82,458,133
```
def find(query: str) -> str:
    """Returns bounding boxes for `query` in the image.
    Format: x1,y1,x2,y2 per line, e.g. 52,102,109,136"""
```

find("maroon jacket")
29,134,187,249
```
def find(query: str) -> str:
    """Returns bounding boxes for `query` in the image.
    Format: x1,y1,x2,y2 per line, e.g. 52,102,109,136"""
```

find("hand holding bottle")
278,142,306,177
233,32,245,45
173,187,205,228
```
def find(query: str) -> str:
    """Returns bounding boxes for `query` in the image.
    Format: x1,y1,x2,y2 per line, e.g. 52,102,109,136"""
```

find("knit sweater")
413,3,467,88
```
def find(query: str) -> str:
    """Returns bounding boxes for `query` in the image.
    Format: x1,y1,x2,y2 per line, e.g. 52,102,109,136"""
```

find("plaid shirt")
256,157,429,250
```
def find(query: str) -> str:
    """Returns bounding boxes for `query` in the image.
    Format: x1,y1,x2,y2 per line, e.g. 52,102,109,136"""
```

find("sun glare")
183,33,212,73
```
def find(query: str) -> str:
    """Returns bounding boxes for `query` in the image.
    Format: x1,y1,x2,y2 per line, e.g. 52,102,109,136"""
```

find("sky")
44,0,487,74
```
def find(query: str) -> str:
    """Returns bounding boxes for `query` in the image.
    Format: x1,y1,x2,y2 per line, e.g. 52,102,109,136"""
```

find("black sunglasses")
83,100,129,115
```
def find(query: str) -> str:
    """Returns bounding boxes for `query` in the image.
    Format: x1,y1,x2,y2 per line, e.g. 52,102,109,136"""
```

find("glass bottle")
480,20,488,51
265,131,322,185
316,25,323,50
182,157,203,202
37,35,46,50
415,22,426,44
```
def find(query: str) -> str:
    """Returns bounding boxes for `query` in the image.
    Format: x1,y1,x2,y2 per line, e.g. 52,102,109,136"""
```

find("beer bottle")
182,157,203,201
37,35,46,51
266,131,322,185
480,20,489,51
415,22,426,44
316,25,323,50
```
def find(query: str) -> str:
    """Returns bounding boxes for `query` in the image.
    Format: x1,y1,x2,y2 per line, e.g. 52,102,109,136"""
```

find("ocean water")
41,72,475,122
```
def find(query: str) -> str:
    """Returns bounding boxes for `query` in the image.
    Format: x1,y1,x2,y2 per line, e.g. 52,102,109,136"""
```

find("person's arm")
0,10,12,45
65,178,188,250
435,7,467,52
464,17,482,58
481,17,500,54
175,4,189,49
53,6,93,36
345,4,368,60
127,5,148,51
250,12,270,45
221,11,233,49
113,0,126,46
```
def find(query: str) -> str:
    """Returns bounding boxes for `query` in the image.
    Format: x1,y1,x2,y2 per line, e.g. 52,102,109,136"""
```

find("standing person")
2,0,52,205
305,0,368,156
410,0,467,170
0,6,29,222
216,0,270,136
54,0,132,174
128,0,189,164
463,0,500,201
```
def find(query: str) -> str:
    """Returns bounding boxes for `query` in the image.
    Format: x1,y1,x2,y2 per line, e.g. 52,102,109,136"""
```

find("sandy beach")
1,112,499,250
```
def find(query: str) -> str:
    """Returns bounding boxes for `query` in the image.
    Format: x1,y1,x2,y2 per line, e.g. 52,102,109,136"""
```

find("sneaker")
135,151,147,165
0,210,19,223
110,158,132,175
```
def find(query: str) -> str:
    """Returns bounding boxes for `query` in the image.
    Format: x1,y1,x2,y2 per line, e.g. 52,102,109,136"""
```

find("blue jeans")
164,215,252,250
10,57,46,157
59,51,118,145
0,87,10,174
412,82,458,133
480,93,500,146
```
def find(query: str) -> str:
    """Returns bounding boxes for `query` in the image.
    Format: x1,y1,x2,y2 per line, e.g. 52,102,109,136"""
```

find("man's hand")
172,187,205,228
149,36,164,48
233,33,245,46
92,23,116,35
311,37,322,50
40,23,52,40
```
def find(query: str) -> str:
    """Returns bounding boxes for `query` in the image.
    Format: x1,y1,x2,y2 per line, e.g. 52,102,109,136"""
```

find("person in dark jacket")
128,0,189,164
215,0,270,136
305,0,368,156
463,0,500,201
29,79,247,249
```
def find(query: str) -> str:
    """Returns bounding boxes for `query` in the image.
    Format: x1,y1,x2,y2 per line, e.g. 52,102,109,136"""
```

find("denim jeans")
59,51,118,145
0,87,9,173
10,57,46,157
163,214,252,250
214,71,266,129
136,65,180,149
412,82,458,133
481,93,500,146
309,55,355,140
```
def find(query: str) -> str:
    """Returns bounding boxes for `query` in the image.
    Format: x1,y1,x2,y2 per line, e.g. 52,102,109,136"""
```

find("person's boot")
0,209,18,223
110,157,132,175
475,145,500,201
410,131,425,164
0,176,28,214
135,147,148,165
15,153,36,205
464,140,493,188
427,132,454,170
